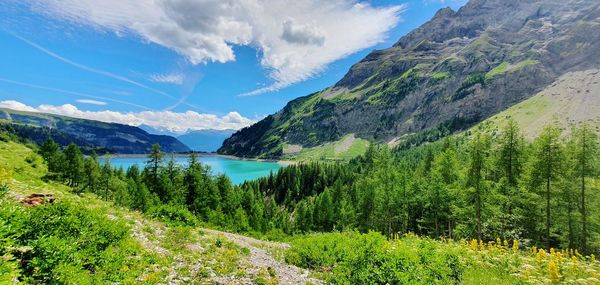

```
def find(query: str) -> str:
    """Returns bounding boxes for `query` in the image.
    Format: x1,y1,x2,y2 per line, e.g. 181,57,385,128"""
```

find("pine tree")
39,138,63,176
568,124,599,253
497,119,524,186
145,144,164,200
100,158,113,201
466,132,490,241
63,143,84,189
493,119,525,238
83,151,101,194
530,125,563,249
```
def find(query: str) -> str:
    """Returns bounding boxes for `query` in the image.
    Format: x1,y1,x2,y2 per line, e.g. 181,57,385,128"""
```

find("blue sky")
0,0,467,133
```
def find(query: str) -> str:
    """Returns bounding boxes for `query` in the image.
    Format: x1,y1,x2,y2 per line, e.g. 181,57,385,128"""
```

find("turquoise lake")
107,156,283,185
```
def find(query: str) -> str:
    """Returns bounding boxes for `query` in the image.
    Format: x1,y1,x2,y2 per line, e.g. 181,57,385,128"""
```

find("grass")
431,71,450,80
292,134,370,162
485,59,541,81
285,232,600,284
485,62,510,80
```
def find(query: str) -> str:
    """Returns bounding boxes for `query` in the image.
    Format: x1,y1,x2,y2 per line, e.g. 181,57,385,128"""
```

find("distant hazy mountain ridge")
219,0,600,158
0,109,190,154
139,125,235,153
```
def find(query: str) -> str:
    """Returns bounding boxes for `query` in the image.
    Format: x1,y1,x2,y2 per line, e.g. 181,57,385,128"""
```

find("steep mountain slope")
220,0,600,158
479,68,600,138
0,109,190,154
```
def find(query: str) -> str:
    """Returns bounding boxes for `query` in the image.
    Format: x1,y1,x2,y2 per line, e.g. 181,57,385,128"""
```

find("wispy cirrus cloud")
9,33,178,100
76,99,107,105
149,73,185,85
0,100,255,133
26,0,405,95
0,77,152,110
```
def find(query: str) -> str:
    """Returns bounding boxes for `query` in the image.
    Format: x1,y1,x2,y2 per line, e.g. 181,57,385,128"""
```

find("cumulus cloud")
27,0,404,94
0,100,255,133
76,99,107,105
0,100,38,112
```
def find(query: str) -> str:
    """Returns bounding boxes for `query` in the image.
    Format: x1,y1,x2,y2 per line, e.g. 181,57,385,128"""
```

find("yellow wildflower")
512,240,519,253
555,252,563,264
479,240,485,251
591,254,596,263
537,249,547,262
470,239,478,251
548,260,559,282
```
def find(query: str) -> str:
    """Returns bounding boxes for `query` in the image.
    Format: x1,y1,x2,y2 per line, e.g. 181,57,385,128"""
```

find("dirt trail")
203,228,322,285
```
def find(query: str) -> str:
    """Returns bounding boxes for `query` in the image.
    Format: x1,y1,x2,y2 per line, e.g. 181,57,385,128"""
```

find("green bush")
147,204,198,226
0,200,148,284
0,184,8,198
286,232,464,285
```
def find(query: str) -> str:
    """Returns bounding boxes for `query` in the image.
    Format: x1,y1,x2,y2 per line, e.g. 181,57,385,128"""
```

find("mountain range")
139,125,235,153
219,0,600,158
0,109,190,154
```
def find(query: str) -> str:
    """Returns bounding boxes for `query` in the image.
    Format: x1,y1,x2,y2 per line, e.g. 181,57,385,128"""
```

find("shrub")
147,204,198,227
286,232,464,285
0,200,147,283
0,184,8,198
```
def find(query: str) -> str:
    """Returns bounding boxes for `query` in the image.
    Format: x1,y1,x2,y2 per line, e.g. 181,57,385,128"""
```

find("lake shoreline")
102,153,295,166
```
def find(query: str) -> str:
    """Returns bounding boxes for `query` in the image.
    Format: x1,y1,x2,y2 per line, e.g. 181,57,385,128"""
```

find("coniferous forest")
38,120,600,254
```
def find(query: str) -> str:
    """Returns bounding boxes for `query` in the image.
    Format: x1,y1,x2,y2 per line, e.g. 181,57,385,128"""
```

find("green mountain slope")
0,108,190,154
479,69,600,139
220,0,600,158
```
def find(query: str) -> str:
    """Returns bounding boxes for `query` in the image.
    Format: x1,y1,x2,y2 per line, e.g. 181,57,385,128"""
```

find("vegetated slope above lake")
0,139,318,284
0,108,190,154
219,0,600,158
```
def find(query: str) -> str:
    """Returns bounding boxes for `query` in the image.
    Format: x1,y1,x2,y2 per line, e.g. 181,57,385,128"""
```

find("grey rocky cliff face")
220,0,600,158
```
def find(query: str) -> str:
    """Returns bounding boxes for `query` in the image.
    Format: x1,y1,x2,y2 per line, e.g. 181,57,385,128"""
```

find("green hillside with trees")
2,118,600,283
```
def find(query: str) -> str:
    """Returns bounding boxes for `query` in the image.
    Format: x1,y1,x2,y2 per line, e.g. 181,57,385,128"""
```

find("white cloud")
28,0,404,94
0,100,255,133
149,73,185,85
76,99,107,105
0,100,38,112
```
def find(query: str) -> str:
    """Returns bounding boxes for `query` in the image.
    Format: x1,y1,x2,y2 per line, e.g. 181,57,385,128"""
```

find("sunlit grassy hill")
0,139,275,284
479,69,600,139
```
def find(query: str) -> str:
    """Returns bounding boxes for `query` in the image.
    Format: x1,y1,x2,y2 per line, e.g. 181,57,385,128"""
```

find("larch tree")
568,124,599,253
466,132,491,241
530,125,563,250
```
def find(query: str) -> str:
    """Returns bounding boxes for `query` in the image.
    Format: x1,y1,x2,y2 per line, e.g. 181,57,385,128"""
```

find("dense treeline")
292,121,600,253
39,120,600,254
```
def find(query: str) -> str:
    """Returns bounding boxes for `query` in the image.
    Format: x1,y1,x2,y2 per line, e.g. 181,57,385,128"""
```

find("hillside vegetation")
0,139,315,284
2,115,600,283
